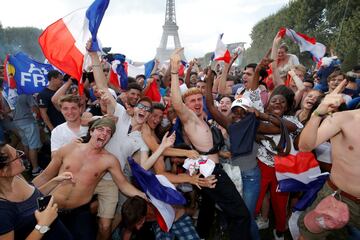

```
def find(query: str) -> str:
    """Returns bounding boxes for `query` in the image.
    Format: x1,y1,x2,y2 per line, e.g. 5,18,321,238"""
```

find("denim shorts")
15,121,42,149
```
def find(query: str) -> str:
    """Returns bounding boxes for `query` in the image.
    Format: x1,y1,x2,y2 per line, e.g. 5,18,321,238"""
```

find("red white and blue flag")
278,27,326,61
128,157,186,232
213,33,231,63
39,0,109,82
275,152,329,211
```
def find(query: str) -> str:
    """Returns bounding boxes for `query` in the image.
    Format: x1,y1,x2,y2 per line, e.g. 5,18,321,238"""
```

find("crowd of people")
0,32,360,240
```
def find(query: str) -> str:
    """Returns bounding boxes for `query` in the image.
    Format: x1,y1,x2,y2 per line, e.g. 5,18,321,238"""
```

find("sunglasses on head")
136,103,152,112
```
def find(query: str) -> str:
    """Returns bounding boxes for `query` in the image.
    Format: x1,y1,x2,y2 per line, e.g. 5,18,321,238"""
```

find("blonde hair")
294,64,306,74
182,87,203,101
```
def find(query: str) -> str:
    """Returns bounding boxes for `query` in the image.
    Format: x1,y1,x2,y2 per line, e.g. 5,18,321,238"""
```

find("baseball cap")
231,97,252,110
304,195,349,233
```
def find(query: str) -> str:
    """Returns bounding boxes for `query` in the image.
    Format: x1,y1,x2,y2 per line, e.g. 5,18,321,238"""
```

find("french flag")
213,33,231,63
38,0,109,82
275,152,328,210
108,54,128,91
127,59,155,82
128,157,186,232
278,27,326,61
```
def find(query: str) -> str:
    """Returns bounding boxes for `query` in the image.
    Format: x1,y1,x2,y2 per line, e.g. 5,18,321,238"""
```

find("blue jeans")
242,166,261,240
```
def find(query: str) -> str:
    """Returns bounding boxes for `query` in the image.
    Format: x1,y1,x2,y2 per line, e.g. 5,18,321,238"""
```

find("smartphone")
37,195,52,212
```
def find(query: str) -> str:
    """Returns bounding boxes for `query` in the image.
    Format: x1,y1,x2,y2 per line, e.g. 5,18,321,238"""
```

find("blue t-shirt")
0,187,72,239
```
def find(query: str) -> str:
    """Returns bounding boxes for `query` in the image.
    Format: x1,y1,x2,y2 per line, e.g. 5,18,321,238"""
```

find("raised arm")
86,40,116,113
252,49,273,91
299,80,347,151
205,70,231,129
51,80,72,111
170,48,193,123
271,32,284,87
139,132,175,170
218,53,238,95
185,60,194,88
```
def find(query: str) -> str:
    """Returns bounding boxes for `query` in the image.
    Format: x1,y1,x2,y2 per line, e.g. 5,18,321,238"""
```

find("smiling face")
147,109,164,130
267,94,288,117
218,97,232,116
134,101,152,125
277,47,287,61
127,89,142,107
184,93,204,117
302,90,321,110
60,101,81,123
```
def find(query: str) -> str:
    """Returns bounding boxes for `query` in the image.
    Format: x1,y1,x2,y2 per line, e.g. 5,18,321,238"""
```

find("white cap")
231,97,252,110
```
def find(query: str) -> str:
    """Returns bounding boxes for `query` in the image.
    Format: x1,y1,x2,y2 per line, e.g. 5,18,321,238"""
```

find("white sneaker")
273,229,284,240
256,216,269,230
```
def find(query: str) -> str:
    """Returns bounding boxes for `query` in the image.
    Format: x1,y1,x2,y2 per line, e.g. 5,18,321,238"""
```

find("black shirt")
38,88,65,128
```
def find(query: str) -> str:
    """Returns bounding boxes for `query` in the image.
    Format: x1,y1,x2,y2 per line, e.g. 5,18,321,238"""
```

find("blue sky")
0,0,289,61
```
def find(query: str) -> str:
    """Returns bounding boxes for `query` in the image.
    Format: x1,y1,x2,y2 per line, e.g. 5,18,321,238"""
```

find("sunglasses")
136,103,152,112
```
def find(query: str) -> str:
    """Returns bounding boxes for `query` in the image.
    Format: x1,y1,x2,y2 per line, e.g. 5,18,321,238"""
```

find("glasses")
8,150,25,163
136,103,152,112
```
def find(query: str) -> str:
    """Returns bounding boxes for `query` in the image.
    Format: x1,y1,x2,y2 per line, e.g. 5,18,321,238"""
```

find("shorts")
298,181,360,240
94,178,118,219
15,121,42,149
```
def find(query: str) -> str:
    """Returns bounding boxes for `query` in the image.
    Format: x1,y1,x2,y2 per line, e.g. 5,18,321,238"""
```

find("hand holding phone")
37,195,52,212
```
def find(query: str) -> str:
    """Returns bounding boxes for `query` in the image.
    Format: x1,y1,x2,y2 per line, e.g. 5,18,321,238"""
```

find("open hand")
161,131,176,149
170,48,184,73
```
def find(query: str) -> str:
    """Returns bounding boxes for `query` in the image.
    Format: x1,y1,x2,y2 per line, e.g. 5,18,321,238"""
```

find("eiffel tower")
156,0,185,62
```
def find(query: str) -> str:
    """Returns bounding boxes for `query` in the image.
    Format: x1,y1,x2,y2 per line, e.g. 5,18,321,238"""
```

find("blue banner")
8,52,55,94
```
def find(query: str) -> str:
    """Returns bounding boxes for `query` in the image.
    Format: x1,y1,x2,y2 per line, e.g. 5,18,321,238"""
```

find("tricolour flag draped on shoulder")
213,33,231,63
2,54,18,110
7,52,55,95
38,0,109,82
278,27,326,61
128,157,186,232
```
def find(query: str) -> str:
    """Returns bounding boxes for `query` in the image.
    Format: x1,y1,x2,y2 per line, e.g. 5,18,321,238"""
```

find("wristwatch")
35,224,50,234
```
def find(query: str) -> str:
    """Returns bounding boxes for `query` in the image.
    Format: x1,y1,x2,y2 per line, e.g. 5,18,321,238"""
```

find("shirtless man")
34,117,146,240
298,79,360,239
170,49,251,240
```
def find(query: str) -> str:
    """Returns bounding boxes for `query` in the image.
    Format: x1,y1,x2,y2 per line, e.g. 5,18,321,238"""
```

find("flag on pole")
38,0,110,81
213,33,231,63
278,27,326,61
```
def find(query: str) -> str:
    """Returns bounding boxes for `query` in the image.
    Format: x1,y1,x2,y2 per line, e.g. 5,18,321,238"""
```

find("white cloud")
0,0,289,61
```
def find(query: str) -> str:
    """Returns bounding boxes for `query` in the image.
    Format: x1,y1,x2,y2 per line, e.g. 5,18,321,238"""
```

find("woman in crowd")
0,143,73,239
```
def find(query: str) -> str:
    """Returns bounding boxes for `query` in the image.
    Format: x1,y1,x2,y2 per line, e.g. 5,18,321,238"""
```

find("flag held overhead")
38,0,110,81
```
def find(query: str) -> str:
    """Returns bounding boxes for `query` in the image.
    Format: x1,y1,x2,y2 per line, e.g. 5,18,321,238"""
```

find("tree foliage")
0,22,43,63
243,0,360,71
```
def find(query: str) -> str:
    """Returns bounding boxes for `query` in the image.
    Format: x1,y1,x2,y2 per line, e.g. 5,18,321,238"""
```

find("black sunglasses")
136,103,152,112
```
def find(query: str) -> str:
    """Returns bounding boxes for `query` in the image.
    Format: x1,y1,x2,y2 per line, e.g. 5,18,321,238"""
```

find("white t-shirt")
51,123,89,151
257,115,303,167
103,103,144,180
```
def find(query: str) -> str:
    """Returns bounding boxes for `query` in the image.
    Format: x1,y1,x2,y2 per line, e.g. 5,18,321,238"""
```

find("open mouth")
95,137,105,148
